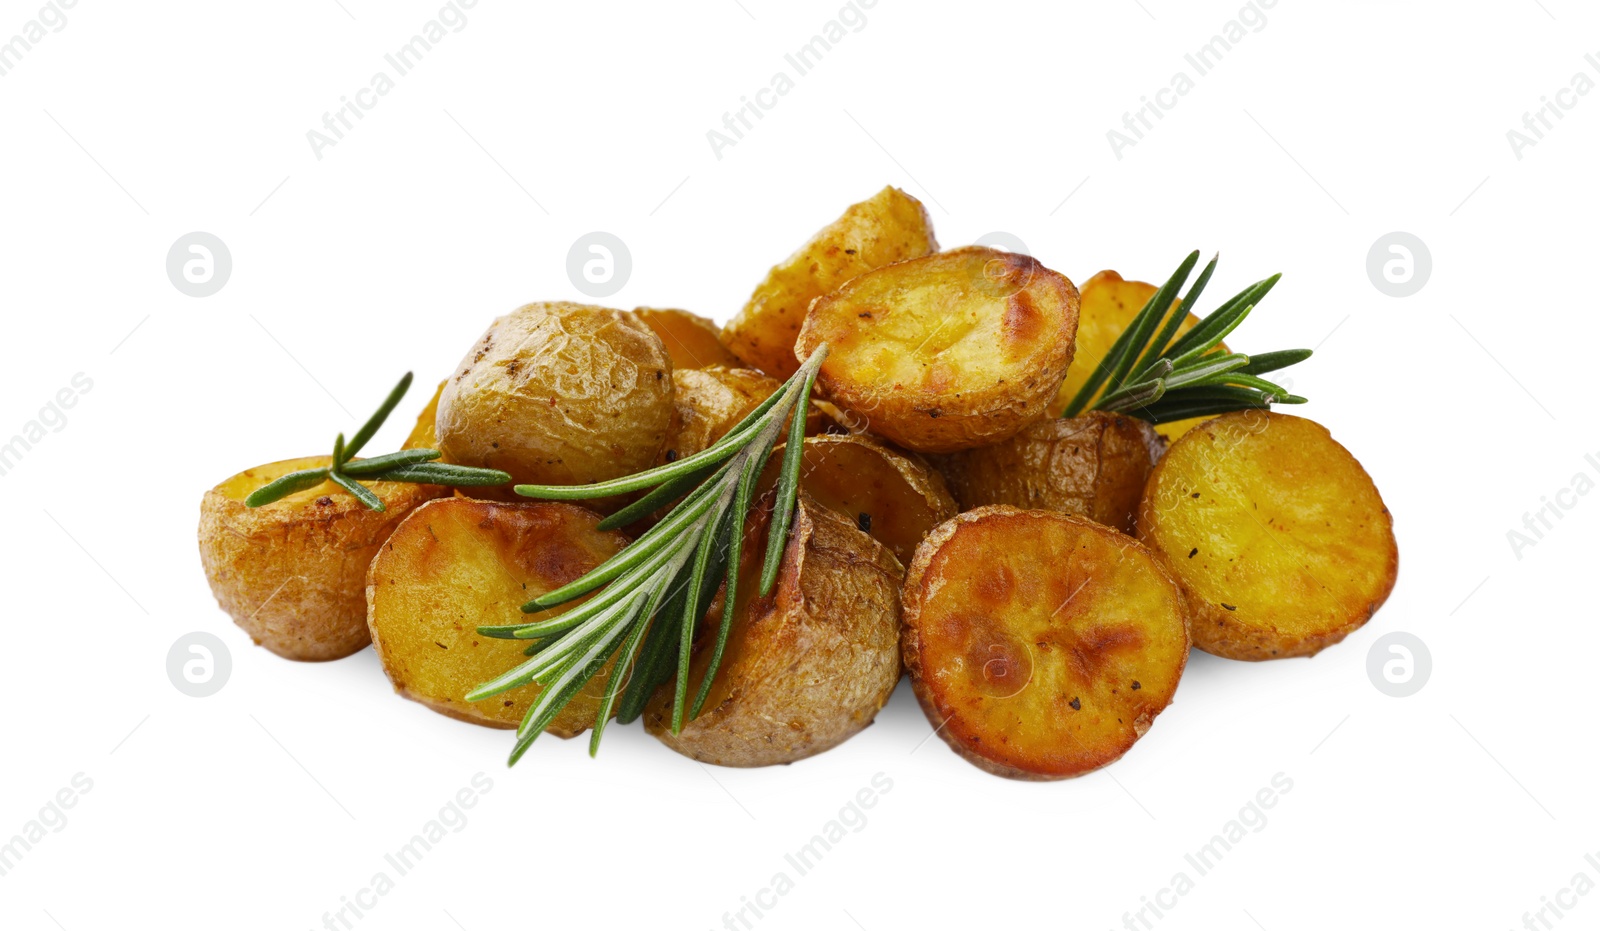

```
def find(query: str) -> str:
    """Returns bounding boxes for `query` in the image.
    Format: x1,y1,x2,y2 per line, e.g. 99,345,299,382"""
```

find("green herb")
1060,252,1312,424
244,372,511,510
466,345,829,765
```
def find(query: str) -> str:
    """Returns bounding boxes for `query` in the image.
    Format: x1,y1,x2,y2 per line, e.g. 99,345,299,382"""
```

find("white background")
2,1,1596,929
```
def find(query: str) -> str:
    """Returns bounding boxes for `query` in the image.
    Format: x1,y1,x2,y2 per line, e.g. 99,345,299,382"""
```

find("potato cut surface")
796,247,1079,453
902,507,1188,779
1050,270,1221,441
724,185,937,379
366,498,629,736
1138,411,1398,660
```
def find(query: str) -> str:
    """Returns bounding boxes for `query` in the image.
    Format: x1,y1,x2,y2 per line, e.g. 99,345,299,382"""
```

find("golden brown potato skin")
645,493,902,767
901,507,1189,780
661,366,783,463
1051,271,1224,441
366,498,629,737
1138,411,1399,661
723,186,938,379
934,412,1164,534
763,434,956,567
634,307,740,369
402,380,445,450
436,302,674,490
198,456,446,661
795,247,1079,454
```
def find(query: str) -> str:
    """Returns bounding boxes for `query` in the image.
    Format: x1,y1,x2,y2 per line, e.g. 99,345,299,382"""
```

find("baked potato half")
795,247,1080,454
634,307,740,369
644,492,902,767
1138,411,1398,661
902,506,1189,780
198,456,446,661
723,186,938,379
762,433,956,566
436,302,675,492
366,497,630,736
933,411,1164,534
1051,270,1226,441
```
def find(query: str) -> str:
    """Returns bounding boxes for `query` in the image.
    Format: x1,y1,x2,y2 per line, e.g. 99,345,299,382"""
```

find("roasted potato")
634,307,740,369
723,186,938,379
198,456,446,661
366,497,630,736
402,380,445,450
761,434,957,566
659,365,826,465
933,411,1164,534
436,302,674,491
795,247,1080,454
901,506,1189,780
645,492,902,767
1138,411,1398,661
1051,270,1226,441
661,366,784,464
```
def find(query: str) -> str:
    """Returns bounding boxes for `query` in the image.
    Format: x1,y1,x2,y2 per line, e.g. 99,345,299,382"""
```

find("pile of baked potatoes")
199,186,1398,780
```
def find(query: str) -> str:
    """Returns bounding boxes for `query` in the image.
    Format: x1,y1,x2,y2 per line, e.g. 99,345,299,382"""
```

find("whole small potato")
436,302,674,490
933,411,1164,534
198,456,446,661
645,492,902,767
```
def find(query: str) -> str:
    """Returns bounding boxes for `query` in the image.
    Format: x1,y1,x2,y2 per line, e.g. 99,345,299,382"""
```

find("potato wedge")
645,492,902,767
634,307,740,369
1137,411,1398,661
1051,270,1226,441
902,506,1189,780
366,498,630,736
761,434,956,566
933,411,1164,534
198,456,446,661
402,380,445,450
723,186,938,379
795,247,1079,454
436,302,674,491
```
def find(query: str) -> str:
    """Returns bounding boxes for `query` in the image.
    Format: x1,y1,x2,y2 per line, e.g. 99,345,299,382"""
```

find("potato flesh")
1138,411,1397,660
903,507,1188,779
645,493,902,767
933,411,1163,534
723,185,937,379
763,434,955,567
366,498,629,736
201,456,445,661
1050,271,1222,441
436,302,674,490
796,248,1080,454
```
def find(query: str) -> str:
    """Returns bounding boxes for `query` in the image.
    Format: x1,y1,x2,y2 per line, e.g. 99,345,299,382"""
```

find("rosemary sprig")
1060,252,1312,424
466,345,829,765
244,372,511,510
